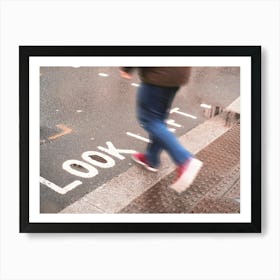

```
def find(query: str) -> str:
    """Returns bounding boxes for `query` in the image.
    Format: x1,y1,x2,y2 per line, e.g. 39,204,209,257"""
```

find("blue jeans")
136,83,192,167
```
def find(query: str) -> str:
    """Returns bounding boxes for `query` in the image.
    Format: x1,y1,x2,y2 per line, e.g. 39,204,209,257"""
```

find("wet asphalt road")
40,67,240,213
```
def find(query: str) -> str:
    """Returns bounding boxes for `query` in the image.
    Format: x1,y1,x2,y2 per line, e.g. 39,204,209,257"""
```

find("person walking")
120,67,203,193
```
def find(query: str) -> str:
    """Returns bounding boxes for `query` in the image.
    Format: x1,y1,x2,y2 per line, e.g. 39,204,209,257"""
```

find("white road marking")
82,151,115,168
76,110,83,113
126,132,151,143
40,176,82,195
166,119,182,127
131,83,140,87
98,73,109,77
170,107,197,119
97,141,136,160
200,103,212,109
62,160,98,178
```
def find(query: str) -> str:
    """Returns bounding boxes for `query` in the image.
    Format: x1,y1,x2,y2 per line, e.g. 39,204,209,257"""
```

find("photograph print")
20,46,261,233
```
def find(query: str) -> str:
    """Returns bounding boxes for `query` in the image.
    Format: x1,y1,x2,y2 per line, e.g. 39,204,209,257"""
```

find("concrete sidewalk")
120,123,240,214
60,101,240,214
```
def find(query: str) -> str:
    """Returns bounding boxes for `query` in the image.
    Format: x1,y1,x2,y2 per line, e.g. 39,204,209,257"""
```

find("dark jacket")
120,67,191,87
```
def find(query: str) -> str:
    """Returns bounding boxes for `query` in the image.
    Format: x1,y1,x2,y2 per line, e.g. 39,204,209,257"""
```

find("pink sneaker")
170,157,203,193
131,153,158,172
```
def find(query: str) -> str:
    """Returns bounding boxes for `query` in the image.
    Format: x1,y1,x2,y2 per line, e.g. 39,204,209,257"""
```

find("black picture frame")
20,46,261,233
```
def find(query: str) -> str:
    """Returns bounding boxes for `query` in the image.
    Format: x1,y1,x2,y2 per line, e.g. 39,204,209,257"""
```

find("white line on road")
170,107,197,119
40,176,82,195
126,132,151,143
166,119,182,127
131,83,140,87
98,73,109,77
200,103,212,109
97,141,137,160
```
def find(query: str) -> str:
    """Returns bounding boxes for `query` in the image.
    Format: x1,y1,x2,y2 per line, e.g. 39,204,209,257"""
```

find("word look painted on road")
40,108,196,194
40,142,136,195
63,142,136,178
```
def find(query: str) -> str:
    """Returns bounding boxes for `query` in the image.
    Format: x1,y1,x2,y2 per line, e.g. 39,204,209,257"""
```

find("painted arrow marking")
48,124,72,141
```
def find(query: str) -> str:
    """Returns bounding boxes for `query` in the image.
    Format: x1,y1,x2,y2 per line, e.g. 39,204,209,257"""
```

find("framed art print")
19,46,261,233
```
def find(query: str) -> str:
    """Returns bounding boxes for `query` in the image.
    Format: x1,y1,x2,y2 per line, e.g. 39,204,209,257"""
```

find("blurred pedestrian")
120,67,203,193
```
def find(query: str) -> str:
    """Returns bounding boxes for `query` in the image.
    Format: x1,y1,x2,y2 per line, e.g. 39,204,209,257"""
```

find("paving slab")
120,123,240,214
